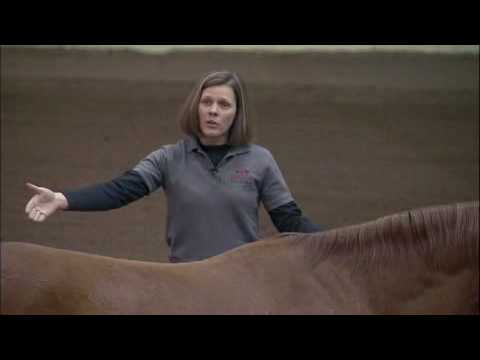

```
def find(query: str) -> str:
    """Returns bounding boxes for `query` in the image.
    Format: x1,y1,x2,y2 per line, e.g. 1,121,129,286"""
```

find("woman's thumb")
26,182,43,193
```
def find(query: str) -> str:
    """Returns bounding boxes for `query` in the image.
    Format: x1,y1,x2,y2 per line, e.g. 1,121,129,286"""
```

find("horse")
1,201,478,314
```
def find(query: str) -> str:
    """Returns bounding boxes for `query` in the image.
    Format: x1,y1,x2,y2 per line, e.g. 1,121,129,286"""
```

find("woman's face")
198,85,237,145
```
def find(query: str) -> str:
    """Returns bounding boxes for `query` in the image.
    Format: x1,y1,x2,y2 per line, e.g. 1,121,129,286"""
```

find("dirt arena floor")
1,47,478,262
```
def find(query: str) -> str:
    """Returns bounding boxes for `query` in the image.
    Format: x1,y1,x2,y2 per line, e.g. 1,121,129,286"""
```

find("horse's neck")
310,249,478,315
366,263,477,314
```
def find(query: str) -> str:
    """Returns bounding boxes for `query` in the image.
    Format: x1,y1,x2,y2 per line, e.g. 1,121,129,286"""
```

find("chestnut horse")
1,202,478,314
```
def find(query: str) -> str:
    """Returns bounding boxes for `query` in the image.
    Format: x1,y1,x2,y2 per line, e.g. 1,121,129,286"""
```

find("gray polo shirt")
133,136,293,262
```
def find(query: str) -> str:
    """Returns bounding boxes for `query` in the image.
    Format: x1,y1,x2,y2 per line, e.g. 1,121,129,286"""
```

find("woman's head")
179,70,252,146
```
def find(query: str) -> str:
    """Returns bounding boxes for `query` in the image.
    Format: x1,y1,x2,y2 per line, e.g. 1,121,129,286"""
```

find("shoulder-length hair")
178,70,252,146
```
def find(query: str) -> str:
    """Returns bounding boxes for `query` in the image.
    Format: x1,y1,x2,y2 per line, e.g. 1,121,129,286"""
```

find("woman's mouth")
206,120,219,127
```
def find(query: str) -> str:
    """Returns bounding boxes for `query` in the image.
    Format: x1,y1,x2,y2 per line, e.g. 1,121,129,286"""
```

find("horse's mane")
297,201,479,272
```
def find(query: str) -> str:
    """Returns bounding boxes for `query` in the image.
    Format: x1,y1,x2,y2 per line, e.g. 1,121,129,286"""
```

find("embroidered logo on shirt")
230,169,251,183
229,168,256,191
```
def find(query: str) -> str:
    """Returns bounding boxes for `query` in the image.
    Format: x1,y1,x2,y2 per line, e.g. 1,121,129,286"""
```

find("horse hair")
297,201,479,273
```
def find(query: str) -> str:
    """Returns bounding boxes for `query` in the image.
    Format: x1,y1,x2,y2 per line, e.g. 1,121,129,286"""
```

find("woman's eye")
219,102,230,108
201,99,212,106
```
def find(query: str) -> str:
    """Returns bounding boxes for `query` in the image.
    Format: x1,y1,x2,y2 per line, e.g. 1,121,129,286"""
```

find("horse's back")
1,242,117,314
0,241,197,314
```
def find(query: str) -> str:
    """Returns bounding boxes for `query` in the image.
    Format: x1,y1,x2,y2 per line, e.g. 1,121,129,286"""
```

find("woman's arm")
268,201,323,233
63,170,150,211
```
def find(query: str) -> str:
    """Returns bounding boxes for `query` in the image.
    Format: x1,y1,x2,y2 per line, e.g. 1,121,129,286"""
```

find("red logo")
230,168,251,183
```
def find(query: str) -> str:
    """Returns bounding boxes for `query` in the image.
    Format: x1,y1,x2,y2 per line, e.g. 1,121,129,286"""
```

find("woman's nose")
208,103,218,114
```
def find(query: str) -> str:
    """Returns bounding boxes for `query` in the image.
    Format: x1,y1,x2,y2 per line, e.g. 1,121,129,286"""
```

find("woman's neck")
198,135,228,146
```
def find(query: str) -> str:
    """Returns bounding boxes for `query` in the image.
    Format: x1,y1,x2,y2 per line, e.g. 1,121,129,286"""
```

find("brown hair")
178,70,252,146
298,201,479,273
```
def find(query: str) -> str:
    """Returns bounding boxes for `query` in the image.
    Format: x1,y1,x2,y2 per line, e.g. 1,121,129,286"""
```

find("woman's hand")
25,183,68,222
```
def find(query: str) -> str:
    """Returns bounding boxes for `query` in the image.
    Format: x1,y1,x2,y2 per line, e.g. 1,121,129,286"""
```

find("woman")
25,70,322,262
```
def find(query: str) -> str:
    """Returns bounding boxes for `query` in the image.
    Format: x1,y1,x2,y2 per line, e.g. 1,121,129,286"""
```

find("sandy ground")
1,47,478,262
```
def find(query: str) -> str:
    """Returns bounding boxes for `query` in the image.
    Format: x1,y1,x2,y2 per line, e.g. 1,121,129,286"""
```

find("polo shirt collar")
185,135,250,156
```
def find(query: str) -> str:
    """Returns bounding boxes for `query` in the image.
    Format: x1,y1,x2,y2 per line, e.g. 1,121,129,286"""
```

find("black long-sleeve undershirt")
63,143,323,233
63,170,149,211
63,170,322,233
